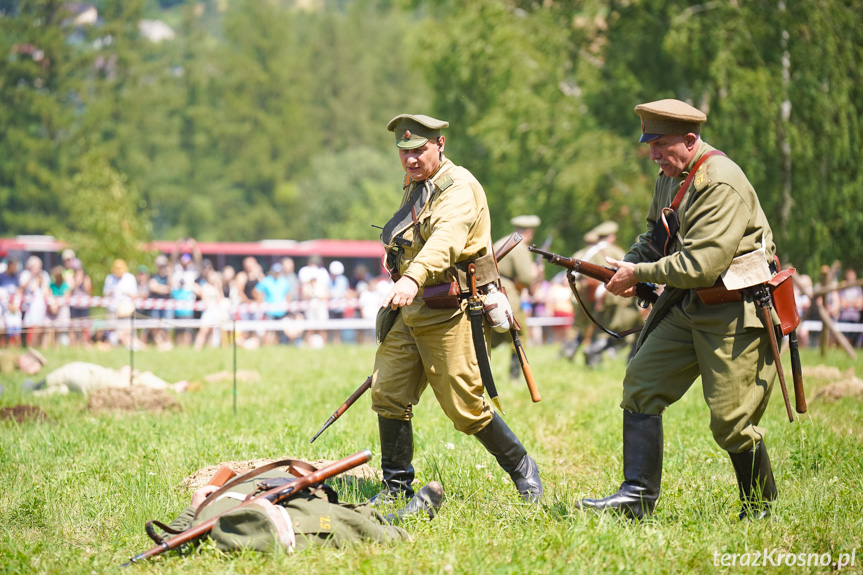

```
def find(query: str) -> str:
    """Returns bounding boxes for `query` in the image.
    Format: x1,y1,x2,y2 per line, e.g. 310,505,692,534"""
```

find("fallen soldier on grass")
136,458,443,560
22,361,189,396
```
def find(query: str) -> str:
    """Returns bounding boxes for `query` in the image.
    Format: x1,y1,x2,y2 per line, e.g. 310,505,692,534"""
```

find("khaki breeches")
371,310,494,435
622,305,776,453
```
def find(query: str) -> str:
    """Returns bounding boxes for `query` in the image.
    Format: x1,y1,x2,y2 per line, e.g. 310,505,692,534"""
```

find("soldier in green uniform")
491,214,542,379
580,99,779,520
578,221,644,368
162,469,443,554
372,114,543,504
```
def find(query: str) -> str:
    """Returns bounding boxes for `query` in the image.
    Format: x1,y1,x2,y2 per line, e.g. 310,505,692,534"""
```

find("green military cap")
590,220,618,238
510,214,541,229
634,99,707,143
387,114,449,149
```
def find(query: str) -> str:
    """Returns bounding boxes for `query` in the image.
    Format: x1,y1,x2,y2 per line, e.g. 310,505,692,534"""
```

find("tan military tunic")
622,141,777,453
372,157,495,434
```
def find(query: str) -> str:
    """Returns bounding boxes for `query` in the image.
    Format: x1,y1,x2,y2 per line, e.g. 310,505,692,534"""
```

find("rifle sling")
193,458,319,518
567,272,643,339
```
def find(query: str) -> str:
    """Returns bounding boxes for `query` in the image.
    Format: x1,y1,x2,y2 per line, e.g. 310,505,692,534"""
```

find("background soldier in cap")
372,114,543,504
559,229,600,360
576,221,644,368
580,99,779,520
492,214,543,379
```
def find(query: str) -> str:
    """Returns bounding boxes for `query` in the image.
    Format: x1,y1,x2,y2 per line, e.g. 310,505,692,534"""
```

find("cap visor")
639,133,661,143
396,137,429,150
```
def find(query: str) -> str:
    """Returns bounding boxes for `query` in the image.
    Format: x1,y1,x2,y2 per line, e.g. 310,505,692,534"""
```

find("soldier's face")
399,137,444,181
647,133,698,178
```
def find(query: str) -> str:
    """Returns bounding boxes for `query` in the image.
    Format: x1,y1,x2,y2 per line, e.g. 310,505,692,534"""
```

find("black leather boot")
729,441,777,520
580,411,663,520
584,338,612,368
474,413,543,502
509,352,521,380
370,415,415,505
559,334,582,361
384,481,444,524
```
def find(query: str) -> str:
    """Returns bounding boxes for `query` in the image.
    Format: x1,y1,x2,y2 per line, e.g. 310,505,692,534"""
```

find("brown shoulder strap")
193,458,318,518
669,150,726,211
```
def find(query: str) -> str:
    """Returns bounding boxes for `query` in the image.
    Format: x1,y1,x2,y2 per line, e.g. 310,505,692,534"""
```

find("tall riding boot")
474,413,543,502
728,441,777,520
560,334,583,361
580,411,663,520
583,338,612,368
509,352,521,380
370,415,415,505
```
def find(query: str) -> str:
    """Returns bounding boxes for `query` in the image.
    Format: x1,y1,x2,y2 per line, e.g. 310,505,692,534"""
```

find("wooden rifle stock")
309,376,372,443
527,245,659,305
788,329,807,414
510,318,540,402
123,450,372,567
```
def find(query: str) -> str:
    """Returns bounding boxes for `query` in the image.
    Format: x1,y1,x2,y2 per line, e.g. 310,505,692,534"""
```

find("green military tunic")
489,239,533,348
167,468,408,553
622,141,777,453
372,156,495,434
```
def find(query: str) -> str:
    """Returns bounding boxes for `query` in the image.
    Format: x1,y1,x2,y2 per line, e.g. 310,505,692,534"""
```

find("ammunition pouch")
695,268,800,336
422,281,461,309
421,252,500,309
768,268,799,336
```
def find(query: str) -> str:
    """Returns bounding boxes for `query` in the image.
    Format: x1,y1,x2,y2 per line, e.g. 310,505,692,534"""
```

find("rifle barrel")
308,376,372,443
528,244,659,305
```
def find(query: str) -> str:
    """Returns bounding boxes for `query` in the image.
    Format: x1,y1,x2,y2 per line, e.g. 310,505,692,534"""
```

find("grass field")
1,341,861,574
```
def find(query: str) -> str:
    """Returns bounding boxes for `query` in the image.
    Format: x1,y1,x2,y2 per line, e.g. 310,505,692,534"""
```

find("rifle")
123,449,372,566
310,233,528,443
533,234,553,268
309,376,372,443
753,285,795,422
527,245,660,307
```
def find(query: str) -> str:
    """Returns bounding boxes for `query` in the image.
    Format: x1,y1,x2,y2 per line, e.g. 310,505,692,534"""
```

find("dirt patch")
181,457,381,491
806,365,863,402
203,370,261,384
87,386,182,414
0,404,51,423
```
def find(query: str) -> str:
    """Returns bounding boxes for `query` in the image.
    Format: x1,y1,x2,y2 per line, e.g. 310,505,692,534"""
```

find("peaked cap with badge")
634,99,707,143
387,114,449,149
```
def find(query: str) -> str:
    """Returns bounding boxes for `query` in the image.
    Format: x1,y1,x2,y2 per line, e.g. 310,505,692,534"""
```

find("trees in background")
0,0,860,275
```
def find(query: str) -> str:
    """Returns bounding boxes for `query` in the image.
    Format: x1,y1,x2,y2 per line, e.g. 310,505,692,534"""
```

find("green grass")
1,343,861,574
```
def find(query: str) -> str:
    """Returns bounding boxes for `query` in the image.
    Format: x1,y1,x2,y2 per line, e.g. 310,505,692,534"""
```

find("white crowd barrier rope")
1,293,859,333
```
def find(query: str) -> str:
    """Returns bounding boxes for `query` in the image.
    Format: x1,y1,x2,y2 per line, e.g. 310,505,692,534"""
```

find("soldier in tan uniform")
578,221,644,368
371,114,543,504
559,229,600,360
580,99,779,520
491,214,542,379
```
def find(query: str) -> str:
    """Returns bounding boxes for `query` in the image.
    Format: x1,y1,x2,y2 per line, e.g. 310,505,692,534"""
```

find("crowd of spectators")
2,240,863,352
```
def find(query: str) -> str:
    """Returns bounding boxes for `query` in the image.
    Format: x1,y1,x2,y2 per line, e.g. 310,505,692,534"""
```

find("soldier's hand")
382,276,419,310
191,484,219,509
605,257,638,298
